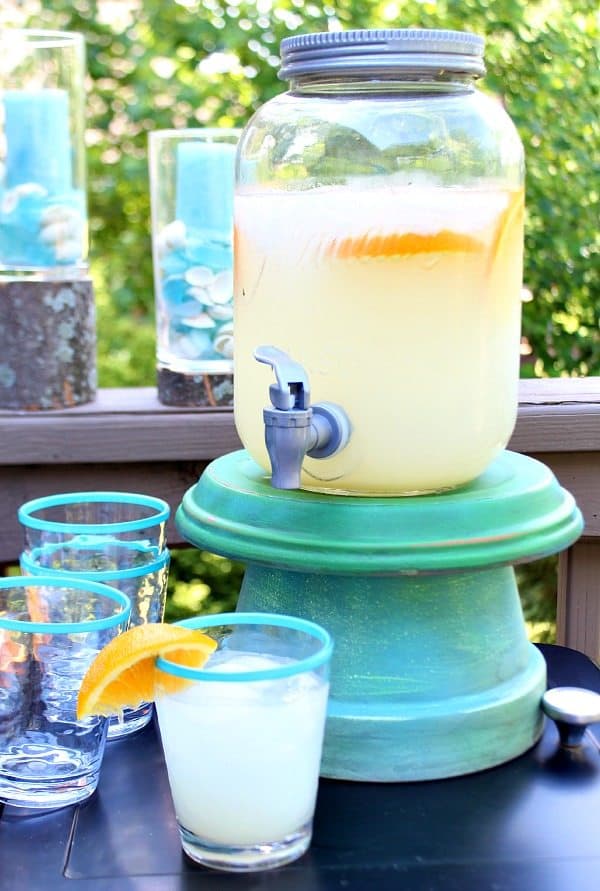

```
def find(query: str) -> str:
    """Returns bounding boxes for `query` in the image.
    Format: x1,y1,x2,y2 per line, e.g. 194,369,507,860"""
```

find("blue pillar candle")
175,141,236,234
0,88,86,268
2,88,73,194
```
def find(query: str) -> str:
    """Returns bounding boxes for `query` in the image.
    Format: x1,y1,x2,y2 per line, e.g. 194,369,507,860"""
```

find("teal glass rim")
18,491,170,534
0,576,131,634
156,612,334,682
21,547,170,581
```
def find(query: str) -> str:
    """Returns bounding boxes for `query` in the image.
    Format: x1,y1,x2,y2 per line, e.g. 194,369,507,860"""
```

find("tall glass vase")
149,128,239,406
0,29,95,409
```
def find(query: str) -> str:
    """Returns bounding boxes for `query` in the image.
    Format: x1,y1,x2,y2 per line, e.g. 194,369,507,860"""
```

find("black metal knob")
542,686,600,747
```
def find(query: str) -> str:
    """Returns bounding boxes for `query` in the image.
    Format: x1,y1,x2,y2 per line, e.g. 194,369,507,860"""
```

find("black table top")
1,643,599,891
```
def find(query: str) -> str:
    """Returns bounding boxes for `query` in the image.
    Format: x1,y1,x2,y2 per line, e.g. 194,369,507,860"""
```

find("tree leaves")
5,0,598,381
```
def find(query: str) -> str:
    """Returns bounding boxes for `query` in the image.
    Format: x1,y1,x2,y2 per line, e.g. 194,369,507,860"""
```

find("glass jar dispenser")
234,29,525,495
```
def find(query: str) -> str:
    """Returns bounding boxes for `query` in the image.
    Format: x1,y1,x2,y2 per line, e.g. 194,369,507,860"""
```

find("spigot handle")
254,345,310,411
254,344,352,489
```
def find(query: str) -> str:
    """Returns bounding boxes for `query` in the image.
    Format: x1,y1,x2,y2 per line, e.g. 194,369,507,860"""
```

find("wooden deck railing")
1,377,599,661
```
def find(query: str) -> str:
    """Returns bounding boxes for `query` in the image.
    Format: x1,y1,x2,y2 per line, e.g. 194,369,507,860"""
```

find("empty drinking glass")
20,547,170,738
18,491,171,738
0,576,130,809
18,491,170,557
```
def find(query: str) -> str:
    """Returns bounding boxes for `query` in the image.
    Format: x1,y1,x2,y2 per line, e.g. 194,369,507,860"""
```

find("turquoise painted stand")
176,450,583,782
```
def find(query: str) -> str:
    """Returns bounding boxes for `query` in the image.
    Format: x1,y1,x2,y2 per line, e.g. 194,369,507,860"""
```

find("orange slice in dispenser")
324,229,483,260
487,189,525,275
77,623,217,719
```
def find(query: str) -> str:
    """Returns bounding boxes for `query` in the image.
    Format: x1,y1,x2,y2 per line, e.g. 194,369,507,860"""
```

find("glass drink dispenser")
178,29,583,782
234,29,525,495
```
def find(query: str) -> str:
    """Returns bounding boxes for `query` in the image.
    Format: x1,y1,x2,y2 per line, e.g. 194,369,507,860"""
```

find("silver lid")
279,28,485,81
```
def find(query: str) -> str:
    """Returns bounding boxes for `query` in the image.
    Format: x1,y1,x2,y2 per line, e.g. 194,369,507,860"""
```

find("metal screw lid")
279,28,486,81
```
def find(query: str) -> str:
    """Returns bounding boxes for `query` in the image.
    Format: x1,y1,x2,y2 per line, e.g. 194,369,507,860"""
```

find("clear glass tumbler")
18,491,170,557
18,491,170,739
154,612,333,872
0,576,130,809
20,547,170,739
148,128,239,406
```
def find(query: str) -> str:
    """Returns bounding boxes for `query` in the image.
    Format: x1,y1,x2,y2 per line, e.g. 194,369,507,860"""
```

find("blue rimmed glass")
18,491,170,557
20,547,171,740
0,576,130,810
154,612,333,872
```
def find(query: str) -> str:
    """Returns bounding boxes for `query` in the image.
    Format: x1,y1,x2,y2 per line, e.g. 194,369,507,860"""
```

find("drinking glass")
154,612,333,872
0,576,130,810
18,491,171,738
20,547,170,739
18,491,170,556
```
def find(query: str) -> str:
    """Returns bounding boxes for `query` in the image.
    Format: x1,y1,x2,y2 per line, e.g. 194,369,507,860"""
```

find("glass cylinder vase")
149,128,239,406
0,28,95,410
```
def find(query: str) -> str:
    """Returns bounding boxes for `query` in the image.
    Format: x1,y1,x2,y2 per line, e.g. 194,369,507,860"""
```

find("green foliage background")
2,0,598,628
5,0,597,381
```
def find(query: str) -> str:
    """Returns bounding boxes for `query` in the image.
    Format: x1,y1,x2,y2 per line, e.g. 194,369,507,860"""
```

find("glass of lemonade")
154,612,333,872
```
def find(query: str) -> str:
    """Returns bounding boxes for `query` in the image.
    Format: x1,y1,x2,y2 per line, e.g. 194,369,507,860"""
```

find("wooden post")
557,541,600,664
0,278,96,410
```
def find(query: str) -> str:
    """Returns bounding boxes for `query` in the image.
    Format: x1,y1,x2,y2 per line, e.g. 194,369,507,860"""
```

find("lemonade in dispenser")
234,29,525,495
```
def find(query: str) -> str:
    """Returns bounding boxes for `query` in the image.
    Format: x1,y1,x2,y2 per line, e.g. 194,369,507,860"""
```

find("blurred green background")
2,1,598,635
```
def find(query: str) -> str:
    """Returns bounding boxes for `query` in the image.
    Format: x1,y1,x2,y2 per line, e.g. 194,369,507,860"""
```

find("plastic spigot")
255,346,351,489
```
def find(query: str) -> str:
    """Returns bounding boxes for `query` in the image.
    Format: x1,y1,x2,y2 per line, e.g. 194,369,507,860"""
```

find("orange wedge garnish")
324,229,483,260
77,623,217,719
